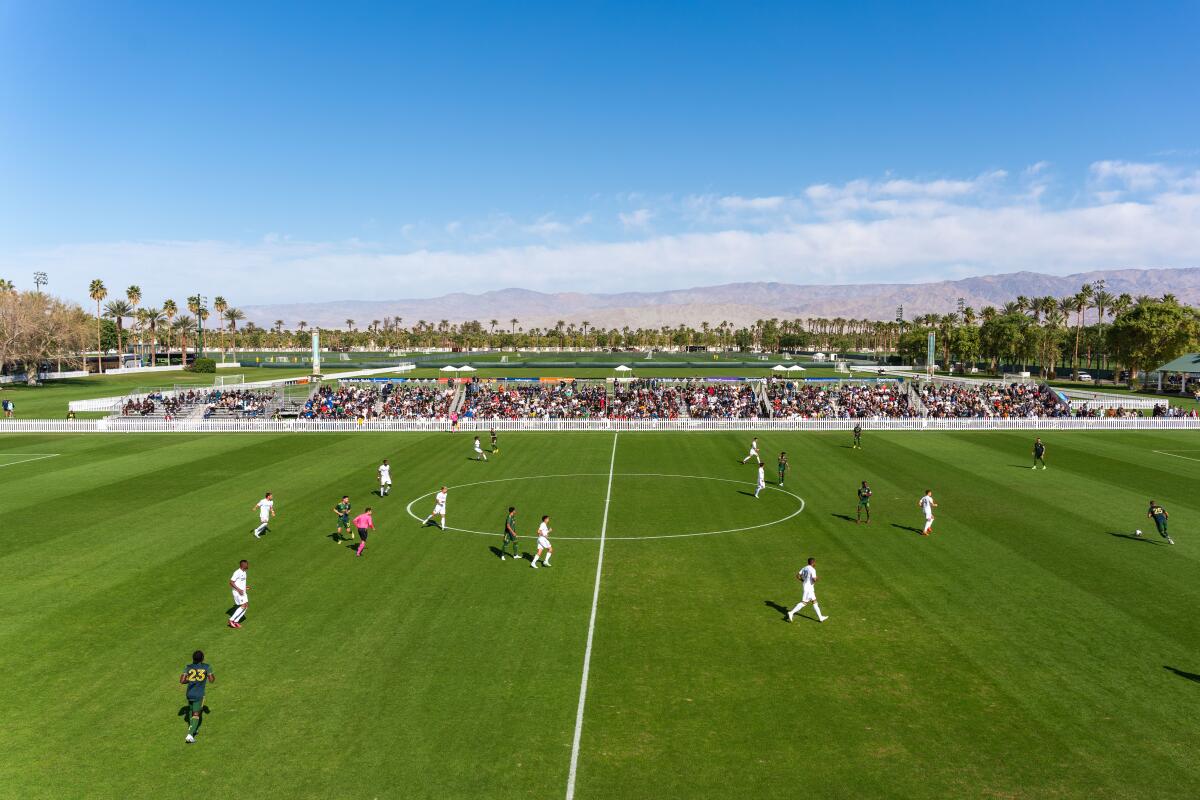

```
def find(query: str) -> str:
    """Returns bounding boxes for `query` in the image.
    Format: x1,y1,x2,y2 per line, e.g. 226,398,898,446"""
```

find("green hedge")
186,357,216,374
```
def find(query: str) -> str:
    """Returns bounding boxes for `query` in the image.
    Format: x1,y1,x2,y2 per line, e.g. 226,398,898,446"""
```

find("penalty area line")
565,431,618,800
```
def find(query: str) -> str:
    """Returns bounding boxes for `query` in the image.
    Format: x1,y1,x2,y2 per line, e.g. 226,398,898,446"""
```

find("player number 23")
187,669,207,681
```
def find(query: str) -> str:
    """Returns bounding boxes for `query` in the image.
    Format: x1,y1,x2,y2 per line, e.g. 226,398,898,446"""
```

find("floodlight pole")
33,271,48,293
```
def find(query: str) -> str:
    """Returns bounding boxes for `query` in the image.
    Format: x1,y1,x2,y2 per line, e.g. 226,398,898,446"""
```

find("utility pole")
33,271,47,293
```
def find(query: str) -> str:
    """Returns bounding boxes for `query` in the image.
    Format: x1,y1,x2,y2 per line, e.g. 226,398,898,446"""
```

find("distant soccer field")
2,430,1199,799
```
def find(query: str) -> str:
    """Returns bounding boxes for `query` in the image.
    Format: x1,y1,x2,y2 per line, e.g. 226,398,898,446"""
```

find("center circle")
404,473,805,541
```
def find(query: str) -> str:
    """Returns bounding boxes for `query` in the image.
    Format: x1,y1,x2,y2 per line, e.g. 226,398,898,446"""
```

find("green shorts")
503,531,517,544
858,499,870,508
338,515,350,527
188,697,204,714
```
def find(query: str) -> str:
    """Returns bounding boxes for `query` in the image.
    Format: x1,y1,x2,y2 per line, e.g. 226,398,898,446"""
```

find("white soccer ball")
1135,529,1142,535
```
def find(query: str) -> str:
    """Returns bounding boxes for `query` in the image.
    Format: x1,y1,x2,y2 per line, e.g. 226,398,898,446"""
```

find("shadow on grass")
178,704,210,724
763,600,789,621
737,490,759,498
1107,531,1158,544
1164,666,1200,683
831,513,856,523
891,523,925,535
1010,464,1040,469
489,546,523,561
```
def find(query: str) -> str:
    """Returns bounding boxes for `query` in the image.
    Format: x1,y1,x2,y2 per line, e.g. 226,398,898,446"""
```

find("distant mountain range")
243,267,1200,330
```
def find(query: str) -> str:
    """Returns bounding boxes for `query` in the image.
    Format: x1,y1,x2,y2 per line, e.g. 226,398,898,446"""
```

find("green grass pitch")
1,430,1199,799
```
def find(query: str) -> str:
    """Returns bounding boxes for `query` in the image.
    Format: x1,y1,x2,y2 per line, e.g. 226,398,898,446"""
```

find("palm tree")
345,319,356,331
162,299,177,364
174,314,195,361
510,318,519,335
104,299,134,360
298,320,308,333
89,279,108,372
274,319,285,335
0,278,14,292
141,307,165,366
1069,286,1092,379
125,285,142,361
213,297,228,360
224,308,246,357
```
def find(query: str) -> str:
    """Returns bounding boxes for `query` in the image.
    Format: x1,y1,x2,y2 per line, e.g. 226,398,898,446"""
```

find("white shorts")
757,479,766,489
924,513,934,522
537,536,552,550
259,514,270,524
433,504,446,516
801,585,816,603
380,478,392,486
232,590,247,606
474,447,483,454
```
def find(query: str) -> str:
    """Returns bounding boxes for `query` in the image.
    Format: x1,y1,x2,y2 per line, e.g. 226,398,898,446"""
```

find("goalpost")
213,374,246,389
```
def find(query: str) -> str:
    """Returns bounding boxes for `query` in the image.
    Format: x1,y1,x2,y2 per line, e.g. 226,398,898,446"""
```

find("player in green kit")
856,481,872,523
490,427,499,455
1144,500,1174,544
852,424,862,449
1032,438,1047,469
333,495,352,543
500,505,519,561
180,650,215,743
777,452,789,486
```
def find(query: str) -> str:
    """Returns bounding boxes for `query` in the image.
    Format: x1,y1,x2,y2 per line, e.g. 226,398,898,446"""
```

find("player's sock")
356,541,365,556
231,607,246,623
788,602,805,618
441,519,446,530
422,515,432,525
544,555,551,566
813,602,824,618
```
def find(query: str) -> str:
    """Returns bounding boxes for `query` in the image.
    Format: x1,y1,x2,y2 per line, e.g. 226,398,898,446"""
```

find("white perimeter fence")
4,417,1200,433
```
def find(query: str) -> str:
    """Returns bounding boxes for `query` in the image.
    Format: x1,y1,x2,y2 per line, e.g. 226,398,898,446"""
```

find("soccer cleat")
501,555,506,561
531,562,539,568
818,615,829,622
185,734,195,743
228,620,239,628
1168,537,1175,545
786,611,794,622
1031,466,1037,469
253,531,261,538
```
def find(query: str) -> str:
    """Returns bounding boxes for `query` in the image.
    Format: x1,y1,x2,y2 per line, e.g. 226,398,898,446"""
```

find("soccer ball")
1135,529,1143,536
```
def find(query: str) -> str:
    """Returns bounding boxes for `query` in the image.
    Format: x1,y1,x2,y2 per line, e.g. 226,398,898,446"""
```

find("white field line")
566,432,618,800
0,453,60,468
1152,450,1200,462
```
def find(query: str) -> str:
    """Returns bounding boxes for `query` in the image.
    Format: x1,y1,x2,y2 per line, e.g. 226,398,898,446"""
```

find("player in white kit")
378,459,392,496
741,437,760,464
754,463,766,498
228,560,249,628
473,436,488,462
787,557,828,623
252,492,275,538
919,489,937,535
423,487,448,530
531,515,553,568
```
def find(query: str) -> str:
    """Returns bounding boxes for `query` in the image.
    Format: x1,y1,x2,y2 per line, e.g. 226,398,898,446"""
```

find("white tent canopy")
787,365,806,372
614,365,633,372
439,365,458,372
457,365,476,372
771,365,788,372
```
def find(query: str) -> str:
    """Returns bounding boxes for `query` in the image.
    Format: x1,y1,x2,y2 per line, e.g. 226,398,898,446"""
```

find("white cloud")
618,208,654,230
10,162,1200,305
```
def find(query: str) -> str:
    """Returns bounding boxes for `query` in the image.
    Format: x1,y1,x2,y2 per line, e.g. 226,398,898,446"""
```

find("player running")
252,492,275,538
1032,438,1047,470
531,515,553,568
378,459,392,495
423,487,448,530
777,452,789,486
501,506,519,561
856,481,872,524
1144,500,1174,544
354,508,376,556
754,462,767,498
228,560,249,628
490,427,499,454
473,436,489,462
333,495,352,543
853,424,862,449
741,437,761,464
180,650,215,743
786,557,828,623
919,489,937,536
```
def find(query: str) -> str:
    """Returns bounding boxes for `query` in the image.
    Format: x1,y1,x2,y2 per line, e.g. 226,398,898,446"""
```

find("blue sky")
1,1,1198,305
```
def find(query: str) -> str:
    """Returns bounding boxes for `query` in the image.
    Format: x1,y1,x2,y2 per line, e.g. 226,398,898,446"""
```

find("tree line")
2,276,1198,386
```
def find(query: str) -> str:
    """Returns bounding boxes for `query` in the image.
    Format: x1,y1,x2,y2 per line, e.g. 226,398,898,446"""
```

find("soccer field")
2,430,1199,799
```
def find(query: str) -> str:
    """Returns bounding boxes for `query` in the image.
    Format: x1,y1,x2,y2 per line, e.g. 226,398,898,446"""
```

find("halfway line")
565,432,618,800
